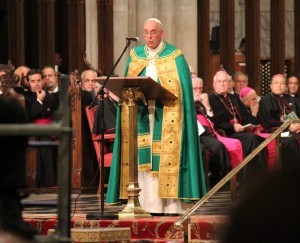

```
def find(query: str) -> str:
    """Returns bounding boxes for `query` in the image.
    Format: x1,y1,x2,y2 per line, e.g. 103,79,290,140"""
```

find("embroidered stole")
119,46,184,198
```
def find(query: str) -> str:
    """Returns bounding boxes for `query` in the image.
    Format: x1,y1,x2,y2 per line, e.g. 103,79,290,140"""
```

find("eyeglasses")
271,82,286,85
43,74,54,78
143,30,161,37
235,80,248,84
193,87,203,91
215,80,229,84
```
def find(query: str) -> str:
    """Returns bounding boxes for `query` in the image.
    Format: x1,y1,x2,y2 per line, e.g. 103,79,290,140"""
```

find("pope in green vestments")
106,18,206,213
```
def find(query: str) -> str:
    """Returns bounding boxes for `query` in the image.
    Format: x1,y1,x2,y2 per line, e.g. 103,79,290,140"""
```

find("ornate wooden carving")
0,61,25,107
245,0,261,94
219,0,235,74
97,0,114,75
69,70,98,190
270,0,285,75
69,70,83,189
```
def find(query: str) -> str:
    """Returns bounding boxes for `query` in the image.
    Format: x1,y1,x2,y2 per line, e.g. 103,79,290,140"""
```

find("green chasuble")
106,41,206,203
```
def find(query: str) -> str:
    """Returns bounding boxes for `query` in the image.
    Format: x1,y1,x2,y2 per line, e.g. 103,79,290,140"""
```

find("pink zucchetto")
239,87,253,99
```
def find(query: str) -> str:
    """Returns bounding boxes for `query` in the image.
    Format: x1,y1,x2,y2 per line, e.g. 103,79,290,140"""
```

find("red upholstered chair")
85,106,115,194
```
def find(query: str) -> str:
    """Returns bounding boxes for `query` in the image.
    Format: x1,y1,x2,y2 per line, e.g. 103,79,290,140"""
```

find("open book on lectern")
93,76,177,102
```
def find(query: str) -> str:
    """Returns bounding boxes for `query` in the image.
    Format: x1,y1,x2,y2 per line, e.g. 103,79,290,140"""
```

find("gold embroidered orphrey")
120,49,183,199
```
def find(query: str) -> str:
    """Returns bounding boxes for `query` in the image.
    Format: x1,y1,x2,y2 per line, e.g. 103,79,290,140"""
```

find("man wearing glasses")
107,18,206,215
208,71,264,163
259,74,300,168
233,71,249,94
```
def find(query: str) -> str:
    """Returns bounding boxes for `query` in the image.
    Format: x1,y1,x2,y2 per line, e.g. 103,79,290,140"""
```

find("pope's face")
143,20,164,49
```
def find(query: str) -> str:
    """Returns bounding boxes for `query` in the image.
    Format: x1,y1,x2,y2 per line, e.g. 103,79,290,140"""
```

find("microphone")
126,37,140,42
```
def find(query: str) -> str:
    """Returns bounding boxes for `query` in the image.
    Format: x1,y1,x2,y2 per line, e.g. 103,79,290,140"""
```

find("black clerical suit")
259,93,300,168
195,101,231,186
0,97,37,239
93,95,118,135
81,89,93,106
24,90,58,187
289,93,300,118
208,92,264,157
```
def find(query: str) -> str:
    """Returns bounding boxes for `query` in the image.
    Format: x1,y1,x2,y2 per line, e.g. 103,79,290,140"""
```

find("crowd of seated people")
0,63,118,188
192,76,242,186
191,69,300,186
1,62,300,190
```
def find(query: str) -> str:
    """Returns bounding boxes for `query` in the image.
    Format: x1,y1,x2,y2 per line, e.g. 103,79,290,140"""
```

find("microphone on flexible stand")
89,37,139,108
86,36,139,220
126,37,140,42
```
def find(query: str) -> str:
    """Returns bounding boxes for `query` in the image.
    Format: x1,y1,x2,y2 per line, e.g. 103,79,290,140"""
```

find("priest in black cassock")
259,74,300,169
208,71,264,159
192,76,231,186
287,75,300,117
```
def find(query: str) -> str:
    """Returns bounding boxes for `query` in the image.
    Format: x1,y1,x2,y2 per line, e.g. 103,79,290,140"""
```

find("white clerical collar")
290,94,295,97
146,41,164,58
50,86,58,93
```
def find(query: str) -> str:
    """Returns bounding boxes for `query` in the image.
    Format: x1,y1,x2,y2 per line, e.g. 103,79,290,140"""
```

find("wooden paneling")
211,54,246,84
7,0,25,66
67,0,87,73
294,0,300,76
270,0,285,75
25,146,37,189
24,0,39,68
0,1,8,63
37,0,55,68
245,0,261,94
197,0,212,93
219,0,235,75
97,0,114,75
55,0,69,74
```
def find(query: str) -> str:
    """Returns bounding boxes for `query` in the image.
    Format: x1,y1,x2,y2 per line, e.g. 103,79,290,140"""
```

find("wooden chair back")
85,105,115,194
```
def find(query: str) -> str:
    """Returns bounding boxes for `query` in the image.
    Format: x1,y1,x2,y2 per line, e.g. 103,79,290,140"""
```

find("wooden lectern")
94,76,177,218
